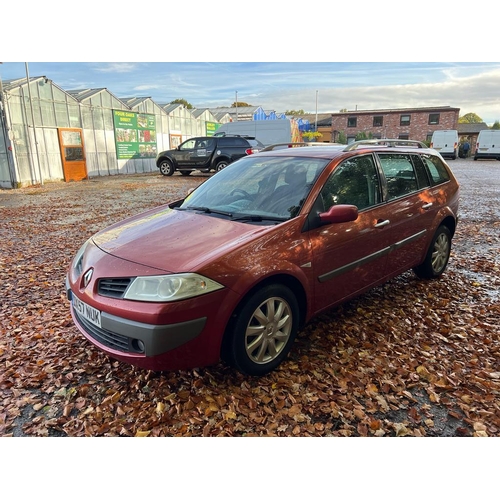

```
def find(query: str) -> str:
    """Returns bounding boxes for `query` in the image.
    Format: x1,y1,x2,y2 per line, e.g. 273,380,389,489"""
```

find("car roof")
255,139,434,160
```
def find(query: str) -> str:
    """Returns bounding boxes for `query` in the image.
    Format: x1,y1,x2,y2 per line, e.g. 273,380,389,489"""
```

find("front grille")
98,278,132,298
74,309,133,353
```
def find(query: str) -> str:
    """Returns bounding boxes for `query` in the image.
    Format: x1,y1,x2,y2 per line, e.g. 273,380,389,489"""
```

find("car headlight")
73,238,91,273
123,273,224,302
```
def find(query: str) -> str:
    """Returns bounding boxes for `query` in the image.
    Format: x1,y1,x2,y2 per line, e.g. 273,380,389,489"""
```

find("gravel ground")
1,157,499,439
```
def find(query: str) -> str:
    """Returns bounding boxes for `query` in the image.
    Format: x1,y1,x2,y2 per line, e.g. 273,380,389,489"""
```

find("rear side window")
421,154,450,185
377,153,418,200
220,137,248,147
410,154,431,189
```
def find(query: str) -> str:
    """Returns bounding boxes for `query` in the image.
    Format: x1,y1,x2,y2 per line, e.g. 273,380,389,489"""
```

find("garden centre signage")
113,110,157,160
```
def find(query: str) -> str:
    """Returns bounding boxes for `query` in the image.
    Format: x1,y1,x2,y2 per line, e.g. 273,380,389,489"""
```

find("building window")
399,134,409,140
429,113,440,125
347,117,357,127
373,116,383,127
400,114,411,126
426,133,433,142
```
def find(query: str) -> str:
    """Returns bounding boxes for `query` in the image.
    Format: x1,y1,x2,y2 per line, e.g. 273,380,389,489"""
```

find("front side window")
347,117,357,127
400,114,411,126
377,153,418,200
429,113,440,125
318,155,381,212
180,139,196,150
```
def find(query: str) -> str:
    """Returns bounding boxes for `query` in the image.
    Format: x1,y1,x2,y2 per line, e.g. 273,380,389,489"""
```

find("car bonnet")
91,205,270,273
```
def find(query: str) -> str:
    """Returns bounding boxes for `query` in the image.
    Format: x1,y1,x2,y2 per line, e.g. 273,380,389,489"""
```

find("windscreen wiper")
177,206,233,217
231,214,287,223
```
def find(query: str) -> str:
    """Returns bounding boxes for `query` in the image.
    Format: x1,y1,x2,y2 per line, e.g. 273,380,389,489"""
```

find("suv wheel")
215,160,229,172
159,159,174,176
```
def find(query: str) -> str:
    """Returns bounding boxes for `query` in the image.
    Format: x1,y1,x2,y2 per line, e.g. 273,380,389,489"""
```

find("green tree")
170,98,193,109
458,112,483,123
491,120,500,130
285,109,305,115
231,101,251,108
339,108,348,113
355,131,373,140
337,131,347,144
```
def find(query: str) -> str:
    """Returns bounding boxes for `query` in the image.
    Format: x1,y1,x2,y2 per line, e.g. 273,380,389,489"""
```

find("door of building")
58,128,87,182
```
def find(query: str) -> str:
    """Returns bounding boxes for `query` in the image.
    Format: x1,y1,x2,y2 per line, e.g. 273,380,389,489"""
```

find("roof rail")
343,139,427,151
260,142,343,152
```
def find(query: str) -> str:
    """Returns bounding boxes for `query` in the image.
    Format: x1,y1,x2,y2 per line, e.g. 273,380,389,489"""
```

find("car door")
173,138,197,167
307,154,394,314
375,152,434,273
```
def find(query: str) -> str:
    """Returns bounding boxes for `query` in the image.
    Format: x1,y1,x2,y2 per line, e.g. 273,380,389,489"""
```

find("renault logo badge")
83,269,93,288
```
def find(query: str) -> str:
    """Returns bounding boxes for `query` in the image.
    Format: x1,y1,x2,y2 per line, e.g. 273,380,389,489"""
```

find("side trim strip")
318,229,427,283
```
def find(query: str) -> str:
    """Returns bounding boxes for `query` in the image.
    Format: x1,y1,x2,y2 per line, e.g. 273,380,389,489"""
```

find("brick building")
324,106,460,143
330,106,460,143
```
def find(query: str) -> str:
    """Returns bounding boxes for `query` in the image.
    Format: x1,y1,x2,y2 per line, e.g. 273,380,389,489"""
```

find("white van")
430,130,459,160
474,130,500,160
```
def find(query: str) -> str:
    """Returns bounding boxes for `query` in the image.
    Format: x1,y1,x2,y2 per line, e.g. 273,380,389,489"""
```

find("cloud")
94,63,138,73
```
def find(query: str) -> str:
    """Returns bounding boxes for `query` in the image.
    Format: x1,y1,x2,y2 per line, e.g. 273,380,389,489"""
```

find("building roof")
331,106,460,116
66,88,108,101
457,122,490,134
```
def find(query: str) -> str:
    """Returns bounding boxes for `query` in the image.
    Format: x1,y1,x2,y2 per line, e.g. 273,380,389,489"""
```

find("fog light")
131,339,145,353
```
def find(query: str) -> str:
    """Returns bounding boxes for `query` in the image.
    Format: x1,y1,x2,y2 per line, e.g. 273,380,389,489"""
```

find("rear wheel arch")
212,156,231,171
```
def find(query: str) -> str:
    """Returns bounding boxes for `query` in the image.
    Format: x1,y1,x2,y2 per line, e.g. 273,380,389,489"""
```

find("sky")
2,61,499,125
2,3,499,125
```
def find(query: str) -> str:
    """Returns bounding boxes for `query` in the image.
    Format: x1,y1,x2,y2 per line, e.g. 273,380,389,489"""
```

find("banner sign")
113,110,157,159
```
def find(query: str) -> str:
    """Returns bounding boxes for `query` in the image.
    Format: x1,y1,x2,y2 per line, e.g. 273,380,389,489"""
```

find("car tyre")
224,284,299,376
215,160,229,172
413,225,451,279
159,159,174,176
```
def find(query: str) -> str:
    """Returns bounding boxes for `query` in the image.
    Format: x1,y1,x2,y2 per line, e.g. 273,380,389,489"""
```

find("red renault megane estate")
66,140,459,376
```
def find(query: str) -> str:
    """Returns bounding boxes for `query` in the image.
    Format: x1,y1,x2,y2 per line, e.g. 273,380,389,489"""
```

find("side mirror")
319,204,358,225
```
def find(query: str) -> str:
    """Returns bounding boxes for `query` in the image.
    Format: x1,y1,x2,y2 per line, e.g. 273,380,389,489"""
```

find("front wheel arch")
221,275,307,376
158,158,175,176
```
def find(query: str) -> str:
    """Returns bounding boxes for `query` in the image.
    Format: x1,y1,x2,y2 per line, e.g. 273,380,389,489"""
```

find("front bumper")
66,278,206,357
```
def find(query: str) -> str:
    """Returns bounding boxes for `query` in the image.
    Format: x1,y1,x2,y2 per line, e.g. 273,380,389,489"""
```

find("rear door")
308,154,394,313
375,152,436,273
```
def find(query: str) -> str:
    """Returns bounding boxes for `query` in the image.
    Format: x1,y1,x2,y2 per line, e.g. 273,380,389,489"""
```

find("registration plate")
72,294,102,328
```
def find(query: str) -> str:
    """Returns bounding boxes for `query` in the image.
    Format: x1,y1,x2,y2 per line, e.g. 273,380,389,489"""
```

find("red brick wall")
330,108,460,142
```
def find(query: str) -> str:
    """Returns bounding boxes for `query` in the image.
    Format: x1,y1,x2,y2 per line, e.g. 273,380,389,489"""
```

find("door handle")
422,203,433,210
374,219,390,228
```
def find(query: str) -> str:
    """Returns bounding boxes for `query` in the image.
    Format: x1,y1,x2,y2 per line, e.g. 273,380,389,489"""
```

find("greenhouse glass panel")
104,110,113,131
101,92,111,108
41,99,56,127
9,96,24,125
92,108,104,130
55,102,70,127
69,105,81,128
12,124,29,154
82,107,93,128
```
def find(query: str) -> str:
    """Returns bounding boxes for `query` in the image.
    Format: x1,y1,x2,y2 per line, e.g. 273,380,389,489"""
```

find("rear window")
247,139,264,148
